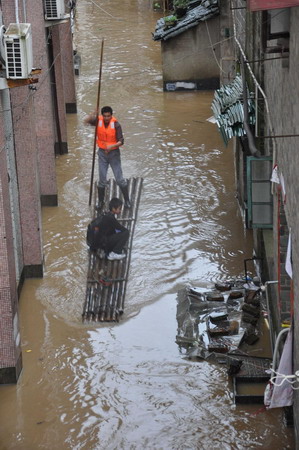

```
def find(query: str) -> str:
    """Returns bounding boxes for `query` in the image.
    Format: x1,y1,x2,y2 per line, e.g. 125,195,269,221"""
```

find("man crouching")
87,197,129,261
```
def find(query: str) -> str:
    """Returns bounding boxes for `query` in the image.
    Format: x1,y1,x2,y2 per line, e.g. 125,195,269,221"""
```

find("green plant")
173,0,189,8
164,14,177,23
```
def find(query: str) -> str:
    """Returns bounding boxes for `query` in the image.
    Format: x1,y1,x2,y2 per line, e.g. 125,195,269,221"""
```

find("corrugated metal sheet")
211,75,256,146
152,0,219,42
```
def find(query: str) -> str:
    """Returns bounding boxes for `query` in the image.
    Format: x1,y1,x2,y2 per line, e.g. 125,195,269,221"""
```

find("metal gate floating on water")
82,177,143,322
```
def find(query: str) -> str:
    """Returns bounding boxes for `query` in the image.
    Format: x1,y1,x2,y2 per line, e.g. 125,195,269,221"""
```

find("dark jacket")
100,212,128,236
87,212,128,251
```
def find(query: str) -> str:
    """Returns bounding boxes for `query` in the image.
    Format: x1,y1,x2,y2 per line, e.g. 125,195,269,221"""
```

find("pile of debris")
176,279,273,403
176,279,263,358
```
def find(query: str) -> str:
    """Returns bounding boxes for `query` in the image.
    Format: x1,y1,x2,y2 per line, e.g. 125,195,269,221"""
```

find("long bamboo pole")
89,39,105,206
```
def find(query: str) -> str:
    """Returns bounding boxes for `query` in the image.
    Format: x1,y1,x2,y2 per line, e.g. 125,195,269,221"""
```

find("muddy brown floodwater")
0,0,295,449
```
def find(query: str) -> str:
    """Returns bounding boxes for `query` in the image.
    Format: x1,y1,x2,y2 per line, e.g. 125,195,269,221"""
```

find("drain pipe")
240,56,261,157
261,280,278,355
271,328,289,381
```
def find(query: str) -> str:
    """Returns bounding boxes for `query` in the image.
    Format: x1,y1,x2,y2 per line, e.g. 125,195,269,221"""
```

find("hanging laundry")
285,232,293,279
270,164,280,184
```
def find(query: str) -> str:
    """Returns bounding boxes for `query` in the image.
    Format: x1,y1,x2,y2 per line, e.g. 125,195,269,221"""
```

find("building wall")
61,21,77,114
0,96,22,383
232,1,299,440
1,1,44,276
262,6,299,440
27,0,58,207
219,0,235,86
1,88,23,285
233,4,295,334
0,0,75,382
10,86,44,275
161,15,221,89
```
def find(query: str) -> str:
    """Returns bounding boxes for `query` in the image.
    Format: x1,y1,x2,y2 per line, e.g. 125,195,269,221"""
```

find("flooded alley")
0,0,295,448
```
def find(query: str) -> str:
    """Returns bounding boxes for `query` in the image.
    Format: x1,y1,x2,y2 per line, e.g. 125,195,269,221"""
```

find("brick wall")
238,5,299,441
27,0,58,206
0,109,22,383
277,189,291,323
61,21,77,113
0,0,75,381
268,8,299,442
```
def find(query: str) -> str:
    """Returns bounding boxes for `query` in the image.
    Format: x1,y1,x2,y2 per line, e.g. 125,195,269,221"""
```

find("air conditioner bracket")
44,15,70,27
7,77,39,89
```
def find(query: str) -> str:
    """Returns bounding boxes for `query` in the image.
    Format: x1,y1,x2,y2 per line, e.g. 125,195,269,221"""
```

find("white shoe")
107,251,126,261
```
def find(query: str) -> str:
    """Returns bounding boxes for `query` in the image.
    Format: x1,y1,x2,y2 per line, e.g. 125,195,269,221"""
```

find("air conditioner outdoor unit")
44,0,66,20
4,23,33,79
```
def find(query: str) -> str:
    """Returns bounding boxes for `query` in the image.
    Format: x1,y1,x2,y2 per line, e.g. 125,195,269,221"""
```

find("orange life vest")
96,116,118,150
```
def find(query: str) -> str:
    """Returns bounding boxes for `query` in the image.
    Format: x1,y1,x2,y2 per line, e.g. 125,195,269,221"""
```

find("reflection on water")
0,0,294,448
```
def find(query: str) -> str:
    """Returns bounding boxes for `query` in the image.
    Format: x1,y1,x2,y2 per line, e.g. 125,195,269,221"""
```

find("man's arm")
84,112,98,126
111,214,128,233
106,122,124,151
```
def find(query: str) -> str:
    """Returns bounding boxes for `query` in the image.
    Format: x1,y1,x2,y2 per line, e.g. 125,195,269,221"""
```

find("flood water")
0,0,295,448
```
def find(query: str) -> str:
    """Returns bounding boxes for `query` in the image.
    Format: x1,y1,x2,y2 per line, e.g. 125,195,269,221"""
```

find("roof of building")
152,0,219,42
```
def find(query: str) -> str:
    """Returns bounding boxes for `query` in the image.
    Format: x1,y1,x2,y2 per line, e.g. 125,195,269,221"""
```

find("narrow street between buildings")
0,1,295,448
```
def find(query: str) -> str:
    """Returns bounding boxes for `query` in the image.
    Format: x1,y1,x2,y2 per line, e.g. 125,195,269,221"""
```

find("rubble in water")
176,279,263,361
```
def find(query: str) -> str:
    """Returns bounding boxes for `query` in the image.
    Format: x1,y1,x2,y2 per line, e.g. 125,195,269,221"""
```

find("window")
268,8,290,39
262,8,290,55
246,156,273,229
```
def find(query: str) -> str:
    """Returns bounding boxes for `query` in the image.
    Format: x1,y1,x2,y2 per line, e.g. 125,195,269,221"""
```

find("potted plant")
173,0,189,18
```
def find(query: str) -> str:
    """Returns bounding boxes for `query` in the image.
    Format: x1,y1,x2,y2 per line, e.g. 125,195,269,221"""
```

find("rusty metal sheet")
248,0,299,10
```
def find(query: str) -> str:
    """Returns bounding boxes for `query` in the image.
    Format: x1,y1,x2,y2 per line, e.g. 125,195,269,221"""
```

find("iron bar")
121,178,143,312
105,261,119,320
246,56,289,63
256,134,299,139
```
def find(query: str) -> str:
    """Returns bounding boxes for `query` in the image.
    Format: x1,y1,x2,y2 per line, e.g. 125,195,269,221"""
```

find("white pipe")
22,0,27,22
263,280,278,354
14,0,19,24
271,328,289,382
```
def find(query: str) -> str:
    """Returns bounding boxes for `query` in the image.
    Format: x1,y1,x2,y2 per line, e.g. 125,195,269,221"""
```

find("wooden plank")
7,78,39,88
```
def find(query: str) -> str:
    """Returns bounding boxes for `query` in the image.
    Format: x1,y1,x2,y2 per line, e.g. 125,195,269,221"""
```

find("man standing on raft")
85,106,131,209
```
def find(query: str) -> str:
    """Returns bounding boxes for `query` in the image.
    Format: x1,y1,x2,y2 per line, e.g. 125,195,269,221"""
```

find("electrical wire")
88,0,122,21
205,20,227,74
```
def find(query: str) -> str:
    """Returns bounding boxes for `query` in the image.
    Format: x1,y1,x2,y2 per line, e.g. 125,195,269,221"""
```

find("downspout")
48,29,64,155
14,0,19,24
271,327,289,381
240,55,261,157
262,280,278,355
22,0,27,22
